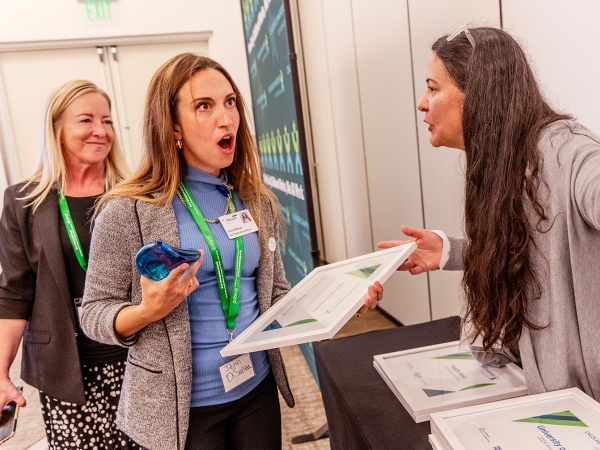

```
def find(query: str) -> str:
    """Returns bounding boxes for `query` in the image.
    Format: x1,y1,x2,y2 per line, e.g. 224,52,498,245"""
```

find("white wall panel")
297,1,345,264
502,0,600,134
298,0,373,263
407,0,500,320
320,0,373,259
351,0,430,324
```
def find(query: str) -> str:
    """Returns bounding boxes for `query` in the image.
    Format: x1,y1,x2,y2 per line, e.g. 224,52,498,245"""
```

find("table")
314,316,461,450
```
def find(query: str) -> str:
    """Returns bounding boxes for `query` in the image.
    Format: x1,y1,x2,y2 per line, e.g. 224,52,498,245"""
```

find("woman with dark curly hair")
380,26,600,400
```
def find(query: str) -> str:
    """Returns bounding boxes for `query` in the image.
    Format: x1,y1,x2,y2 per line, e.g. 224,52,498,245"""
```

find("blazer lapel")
34,192,74,326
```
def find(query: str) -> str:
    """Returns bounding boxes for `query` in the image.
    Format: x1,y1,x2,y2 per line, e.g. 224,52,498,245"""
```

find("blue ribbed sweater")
172,165,270,407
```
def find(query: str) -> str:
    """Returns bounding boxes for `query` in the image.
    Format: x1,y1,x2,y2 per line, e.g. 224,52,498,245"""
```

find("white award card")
221,243,416,357
431,388,600,450
374,342,526,422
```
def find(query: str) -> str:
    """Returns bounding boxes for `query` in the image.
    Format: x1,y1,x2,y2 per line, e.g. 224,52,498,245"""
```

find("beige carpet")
279,308,396,449
279,344,330,450
7,308,395,449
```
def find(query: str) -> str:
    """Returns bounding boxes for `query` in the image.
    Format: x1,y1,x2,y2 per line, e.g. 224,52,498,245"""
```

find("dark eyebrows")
191,92,236,103
192,96,212,103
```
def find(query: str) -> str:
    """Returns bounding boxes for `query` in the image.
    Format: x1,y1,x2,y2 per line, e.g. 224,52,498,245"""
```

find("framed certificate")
373,341,527,422
220,243,416,357
430,388,600,450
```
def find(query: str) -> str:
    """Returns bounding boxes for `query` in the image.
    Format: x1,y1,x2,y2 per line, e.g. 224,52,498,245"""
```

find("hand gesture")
378,226,443,275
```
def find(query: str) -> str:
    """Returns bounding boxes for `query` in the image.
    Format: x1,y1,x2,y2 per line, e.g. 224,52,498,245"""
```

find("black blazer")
0,183,85,404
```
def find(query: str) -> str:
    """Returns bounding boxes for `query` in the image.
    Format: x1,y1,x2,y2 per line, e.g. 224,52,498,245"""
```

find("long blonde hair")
101,53,281,234
21,80,128,211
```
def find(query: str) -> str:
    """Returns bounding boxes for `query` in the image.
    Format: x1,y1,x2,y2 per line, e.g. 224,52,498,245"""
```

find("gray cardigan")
447,120,600,401
81,194,294,450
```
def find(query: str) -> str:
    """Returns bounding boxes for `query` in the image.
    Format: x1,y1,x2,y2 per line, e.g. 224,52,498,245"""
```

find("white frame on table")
221,243,416,357
373,341,527,423
430,388,600,450
429,433,449,450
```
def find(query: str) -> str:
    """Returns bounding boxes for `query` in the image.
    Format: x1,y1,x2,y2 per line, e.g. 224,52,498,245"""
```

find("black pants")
184,371,282,450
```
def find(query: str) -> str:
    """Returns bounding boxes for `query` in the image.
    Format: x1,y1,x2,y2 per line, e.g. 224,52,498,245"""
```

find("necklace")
176,182,234,223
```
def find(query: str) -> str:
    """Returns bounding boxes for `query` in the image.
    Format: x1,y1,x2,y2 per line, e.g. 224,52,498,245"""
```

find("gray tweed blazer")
81,195,294,450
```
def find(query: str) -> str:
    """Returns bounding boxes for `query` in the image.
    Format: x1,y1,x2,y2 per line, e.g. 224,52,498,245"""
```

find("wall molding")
0,31,213,52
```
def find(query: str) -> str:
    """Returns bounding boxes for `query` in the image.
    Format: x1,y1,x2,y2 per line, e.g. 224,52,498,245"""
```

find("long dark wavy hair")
432,27,570,351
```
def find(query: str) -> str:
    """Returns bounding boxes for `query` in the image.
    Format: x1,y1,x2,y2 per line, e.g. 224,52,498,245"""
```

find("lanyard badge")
58,191,87,272
178,182,244,340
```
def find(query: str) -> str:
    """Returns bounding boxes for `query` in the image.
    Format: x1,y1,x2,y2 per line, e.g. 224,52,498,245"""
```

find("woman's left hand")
356,281,383,316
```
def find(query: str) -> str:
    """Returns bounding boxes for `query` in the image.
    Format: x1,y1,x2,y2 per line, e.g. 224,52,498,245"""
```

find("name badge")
219,209,258,240
219,353,255,392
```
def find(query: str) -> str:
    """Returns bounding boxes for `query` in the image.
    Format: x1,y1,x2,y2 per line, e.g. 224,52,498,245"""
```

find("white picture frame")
429,433,449,450
373,341,527,422
430,388,600,450
220,243,416,357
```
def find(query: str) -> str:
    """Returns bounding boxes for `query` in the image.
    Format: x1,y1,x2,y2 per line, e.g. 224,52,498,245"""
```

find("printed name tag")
219,353,255,392
219,209,258,239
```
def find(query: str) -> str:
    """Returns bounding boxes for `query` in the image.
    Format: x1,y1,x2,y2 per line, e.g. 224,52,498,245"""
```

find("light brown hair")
100,53,281,236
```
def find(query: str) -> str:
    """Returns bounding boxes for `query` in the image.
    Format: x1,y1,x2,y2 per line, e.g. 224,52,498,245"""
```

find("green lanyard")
178,182,244,340
58,191,87,272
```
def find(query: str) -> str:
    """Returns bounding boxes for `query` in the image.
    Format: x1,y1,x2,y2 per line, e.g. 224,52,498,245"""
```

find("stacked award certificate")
429,388,600,450
373,341,527,422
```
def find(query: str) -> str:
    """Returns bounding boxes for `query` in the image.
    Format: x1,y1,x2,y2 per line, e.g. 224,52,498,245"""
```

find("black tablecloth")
314,316,461,450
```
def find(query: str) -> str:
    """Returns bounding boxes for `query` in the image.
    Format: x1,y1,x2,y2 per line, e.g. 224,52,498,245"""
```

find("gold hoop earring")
176,139,183,149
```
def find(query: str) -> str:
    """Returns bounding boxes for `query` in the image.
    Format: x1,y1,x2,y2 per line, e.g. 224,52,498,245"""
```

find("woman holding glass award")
380,27,600,401
81,53,383,450
0,80,139,448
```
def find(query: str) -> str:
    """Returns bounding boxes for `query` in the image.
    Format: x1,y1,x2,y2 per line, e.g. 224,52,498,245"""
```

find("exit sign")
84,0,112,22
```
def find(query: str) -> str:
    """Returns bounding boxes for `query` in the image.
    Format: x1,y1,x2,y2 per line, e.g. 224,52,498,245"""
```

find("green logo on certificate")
434,352,475,360
346,264,381,279
514,410,588,427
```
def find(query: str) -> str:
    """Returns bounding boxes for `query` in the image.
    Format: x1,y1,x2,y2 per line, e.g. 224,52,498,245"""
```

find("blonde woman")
81,54,383,450
0,80,139,449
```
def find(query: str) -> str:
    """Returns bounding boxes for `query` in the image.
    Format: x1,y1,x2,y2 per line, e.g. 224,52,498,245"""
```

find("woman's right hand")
138,252,203,322
378,226,443,275
0,376,25,408
115,252,203,338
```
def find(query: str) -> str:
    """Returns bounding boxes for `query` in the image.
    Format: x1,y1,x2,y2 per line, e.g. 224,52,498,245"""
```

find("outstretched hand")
378,226,443,275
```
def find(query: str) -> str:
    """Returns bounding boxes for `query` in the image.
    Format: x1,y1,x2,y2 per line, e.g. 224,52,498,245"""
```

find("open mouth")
218,136,233,150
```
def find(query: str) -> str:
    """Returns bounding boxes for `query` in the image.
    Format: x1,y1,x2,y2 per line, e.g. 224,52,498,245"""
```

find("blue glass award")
135,240,201,282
